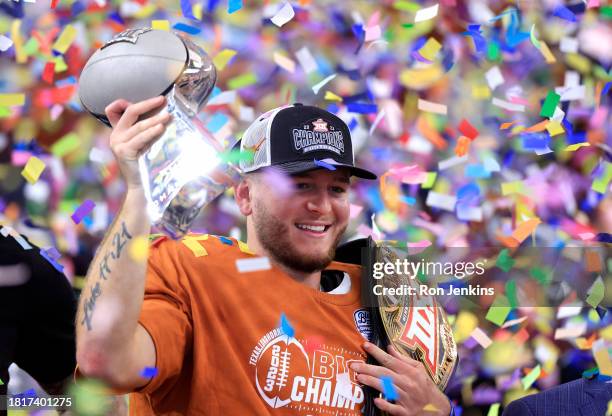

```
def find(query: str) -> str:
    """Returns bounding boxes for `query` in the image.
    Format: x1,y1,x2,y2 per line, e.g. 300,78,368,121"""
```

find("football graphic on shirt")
253,334,310,409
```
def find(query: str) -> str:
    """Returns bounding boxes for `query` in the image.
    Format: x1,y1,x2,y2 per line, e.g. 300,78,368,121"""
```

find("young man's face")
249,168,351,273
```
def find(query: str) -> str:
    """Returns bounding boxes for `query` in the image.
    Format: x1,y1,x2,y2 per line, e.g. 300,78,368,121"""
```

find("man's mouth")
295,223,332,235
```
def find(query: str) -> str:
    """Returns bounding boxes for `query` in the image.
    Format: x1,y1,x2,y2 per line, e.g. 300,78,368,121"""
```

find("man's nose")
306,191,332,214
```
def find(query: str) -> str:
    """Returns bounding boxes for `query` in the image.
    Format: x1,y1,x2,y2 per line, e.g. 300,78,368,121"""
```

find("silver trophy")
79,28,241,238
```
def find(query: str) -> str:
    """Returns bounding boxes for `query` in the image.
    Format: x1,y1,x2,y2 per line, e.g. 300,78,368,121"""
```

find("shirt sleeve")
134,240,193,396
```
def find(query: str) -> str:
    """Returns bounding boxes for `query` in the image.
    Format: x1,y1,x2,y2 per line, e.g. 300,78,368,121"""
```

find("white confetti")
270,2,295,27
414,3,439,23
491,97,525,112
295,46,318,74
559,37,578,54
438,155,468,170
425,191,457,211
417,98,447,115
485,66,504,90
206,90,237,106
312,73,337,95
273,52,296,73
0,35,14,52
236,257,271,273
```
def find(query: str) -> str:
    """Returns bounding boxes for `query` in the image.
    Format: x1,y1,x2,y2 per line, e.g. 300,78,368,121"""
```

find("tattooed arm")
76,96,172,391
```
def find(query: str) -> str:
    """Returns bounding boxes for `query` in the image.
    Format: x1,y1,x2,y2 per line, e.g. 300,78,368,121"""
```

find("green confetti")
51,132,80,158
0,107,10,118
592,162,612,194
530,267,551,286
521,365,541,390
0,378,3,385
495,248,515,272
227,72,258,90
487,403,500,416
586,276,605,309
582,366,599,378
505,279,518,308
218,149,254,164
485,295,511,326
540,90,561,118
68,379,112,416
401,23,415,29
487,41,500,61
601,6,612,18
393,0,420,12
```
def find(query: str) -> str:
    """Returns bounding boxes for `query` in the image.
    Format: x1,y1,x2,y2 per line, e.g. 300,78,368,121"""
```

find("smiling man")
76,100,452,415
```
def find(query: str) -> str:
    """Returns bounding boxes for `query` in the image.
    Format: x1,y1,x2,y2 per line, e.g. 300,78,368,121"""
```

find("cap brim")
271,160,377,180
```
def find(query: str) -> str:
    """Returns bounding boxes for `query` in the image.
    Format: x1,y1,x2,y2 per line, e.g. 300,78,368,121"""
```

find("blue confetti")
206,113,229,133
596,233,612,243
314,159,336,171
347,118,358,131
180,0,196,19
552,5,577,22
172,23,201,35
521,133,551,151
380,376,398,401
218,236,233,245
140,367,158,378
346,102,377,114
280,313,295,338
40,248,64,273
228,0,242,14
465,164,491,179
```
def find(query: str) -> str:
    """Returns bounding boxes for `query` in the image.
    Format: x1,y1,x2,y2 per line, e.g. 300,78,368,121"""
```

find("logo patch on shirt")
353,309,372,341
292,118,345,155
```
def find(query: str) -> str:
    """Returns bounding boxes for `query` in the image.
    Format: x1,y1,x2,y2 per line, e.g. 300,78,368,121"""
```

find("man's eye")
331,186,347,194
296,183,311,190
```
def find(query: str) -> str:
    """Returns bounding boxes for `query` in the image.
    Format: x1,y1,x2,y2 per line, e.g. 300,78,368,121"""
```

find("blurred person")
76,97,455,415
0,225,76,415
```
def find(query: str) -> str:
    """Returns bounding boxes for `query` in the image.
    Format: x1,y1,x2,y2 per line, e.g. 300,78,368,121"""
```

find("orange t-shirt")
130,234,371,415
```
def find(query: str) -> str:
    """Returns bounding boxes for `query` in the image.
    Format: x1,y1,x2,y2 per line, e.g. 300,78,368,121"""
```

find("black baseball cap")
239,103,377,180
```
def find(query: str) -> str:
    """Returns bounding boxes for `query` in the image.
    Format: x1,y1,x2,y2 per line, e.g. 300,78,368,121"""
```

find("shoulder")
148,233,254,262
502,378,587,416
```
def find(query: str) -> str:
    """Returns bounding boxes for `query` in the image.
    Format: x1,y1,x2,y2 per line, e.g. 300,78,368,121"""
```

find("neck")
246,233,322,290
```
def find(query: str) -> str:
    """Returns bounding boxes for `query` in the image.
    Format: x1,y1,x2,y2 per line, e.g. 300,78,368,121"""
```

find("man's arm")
76,96,172,391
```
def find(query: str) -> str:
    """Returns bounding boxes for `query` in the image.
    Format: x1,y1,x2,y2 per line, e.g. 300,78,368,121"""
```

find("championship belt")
335,238,458,415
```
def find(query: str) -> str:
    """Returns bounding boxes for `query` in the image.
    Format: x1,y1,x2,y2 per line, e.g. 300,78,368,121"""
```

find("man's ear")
234,178,253,216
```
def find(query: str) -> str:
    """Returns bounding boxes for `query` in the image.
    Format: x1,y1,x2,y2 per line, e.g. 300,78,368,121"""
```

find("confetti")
129,236,149,262
458,119,479,140
540,91,561,118
485,295,511,326
470,327,492,349
0,35,14,52
228,0,242,14
487,403,500,416
521,365,541,390
140,367,158,378
213,49,237,71
414,3,439,23
418,37,442,61
151,20,170,31
273,52,296,73
52,25,77,54
312,73,337,95
51,133,80,157
380,376,398,401
417,98,447,115
71,199,96,224
236,257,271,272
485,66,504,90
270,2,295,27
0,93,25,107
21,156,46,184
227,73,258,89
495,249,515,272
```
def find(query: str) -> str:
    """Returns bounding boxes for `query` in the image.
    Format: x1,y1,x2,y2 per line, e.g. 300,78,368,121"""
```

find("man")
76,97,452,415
0,225,77,415
502,375,612,416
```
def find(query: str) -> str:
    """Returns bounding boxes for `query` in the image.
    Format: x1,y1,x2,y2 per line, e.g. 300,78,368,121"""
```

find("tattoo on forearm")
80,221,133,331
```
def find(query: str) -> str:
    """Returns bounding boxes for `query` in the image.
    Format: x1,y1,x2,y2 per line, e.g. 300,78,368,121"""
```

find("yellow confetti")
418,37,442,61
273,51,296,73
487,403,500,416
421,172,437,189
539,41,556,63
324,91,343,101
134,4,157,18
52,24,77,54
565,143,591,151
545,120,564,136
423,403,439,412
52,56,68,72
129,236,149,262
501,181,525,195
399,65,444,89
471,84,491,99
594,345,612,376
21,156,46,184
181,234,209,257
11,19,26,64
151,20,170,31
0,93,25,107
227,72,258,89
565,53,591,74
213,49,237,71
606,400,612,416
193,3,203,19
453,311,478,343
238,240,254,255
